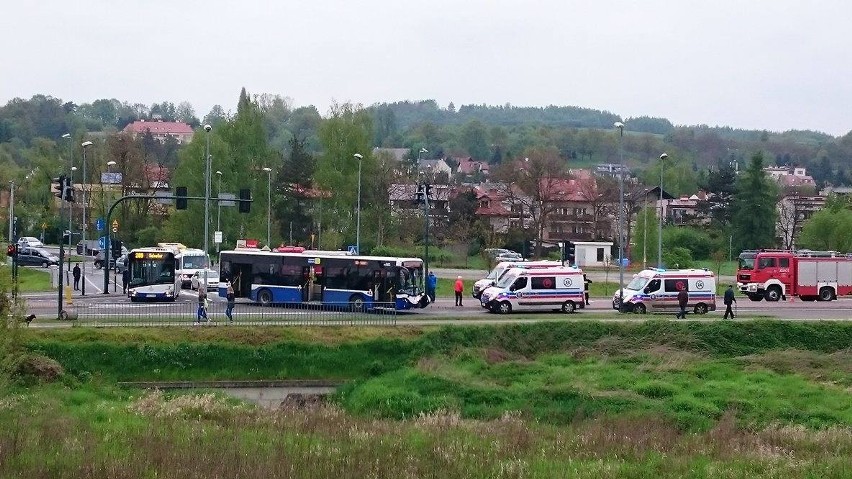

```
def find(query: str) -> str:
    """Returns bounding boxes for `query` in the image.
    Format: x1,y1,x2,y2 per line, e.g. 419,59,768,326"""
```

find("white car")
190,269,220,291
17,236,44,248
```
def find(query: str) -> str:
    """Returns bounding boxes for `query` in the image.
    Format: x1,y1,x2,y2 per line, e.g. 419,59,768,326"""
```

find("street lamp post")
81,140,93,295
216,170,222,256
614,122,625,311
62,134,73,260
262,167,272,248
658,153,668,268
203,124,211,290
353,153,363,254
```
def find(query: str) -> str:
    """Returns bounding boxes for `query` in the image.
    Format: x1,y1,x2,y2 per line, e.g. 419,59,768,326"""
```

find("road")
17,286,852,327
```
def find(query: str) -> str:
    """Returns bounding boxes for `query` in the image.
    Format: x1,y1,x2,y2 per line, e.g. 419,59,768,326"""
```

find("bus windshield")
130,257,175,286
181,255,208,269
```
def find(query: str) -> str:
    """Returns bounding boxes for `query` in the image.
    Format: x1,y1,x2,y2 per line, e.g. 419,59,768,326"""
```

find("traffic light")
111,239,122,259
63,176,74,202
54,175,66,200
562,241,576,264
175,186,188,210
6,244,17,257
238,188,251,213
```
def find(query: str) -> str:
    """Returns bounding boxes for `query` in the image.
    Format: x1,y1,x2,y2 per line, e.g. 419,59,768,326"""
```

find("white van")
480,266,586,314
612,268,717,314
472,260,562,299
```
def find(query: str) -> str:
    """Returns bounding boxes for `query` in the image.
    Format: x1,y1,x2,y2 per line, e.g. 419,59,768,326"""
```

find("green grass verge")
0,265,53,292
3,320,851,477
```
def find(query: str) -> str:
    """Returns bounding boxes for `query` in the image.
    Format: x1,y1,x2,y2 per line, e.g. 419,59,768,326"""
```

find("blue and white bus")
218,247,428,310
126,247,178,302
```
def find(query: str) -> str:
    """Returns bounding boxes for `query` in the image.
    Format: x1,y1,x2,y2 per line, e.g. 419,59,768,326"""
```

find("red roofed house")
543,173,611,242
455,156,490,179
123,120,195,144
473,183,529,233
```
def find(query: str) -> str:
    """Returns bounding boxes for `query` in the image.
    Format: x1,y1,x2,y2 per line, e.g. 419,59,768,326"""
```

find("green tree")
460,120,489,160
315,102,373,249
275,135,315,245
798,200,852,252
731,152,778,251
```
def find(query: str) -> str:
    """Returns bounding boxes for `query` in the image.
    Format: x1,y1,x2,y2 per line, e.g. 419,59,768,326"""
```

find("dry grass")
2,390,850,478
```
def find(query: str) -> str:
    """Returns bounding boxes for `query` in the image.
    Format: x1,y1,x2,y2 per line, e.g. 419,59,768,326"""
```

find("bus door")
302,265,324,302
222,262,252,298
374,269,391,303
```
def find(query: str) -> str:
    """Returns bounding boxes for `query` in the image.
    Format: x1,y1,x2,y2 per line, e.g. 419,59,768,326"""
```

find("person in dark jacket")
225,282,236,323
72,263,81,291
676,287,689,319
122,268,131,294
723,285,737,319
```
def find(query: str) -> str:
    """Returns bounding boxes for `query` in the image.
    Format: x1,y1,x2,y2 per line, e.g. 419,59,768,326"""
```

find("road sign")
98,236,107,249
154,191,174,205
219,192,236,207
112,219,119,229
214,231,222,244
95,218,105,231
348,245,358,255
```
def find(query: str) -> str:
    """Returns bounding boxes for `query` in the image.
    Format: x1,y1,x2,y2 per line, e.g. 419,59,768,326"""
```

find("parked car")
484,248,523,262
76,239,100,256
17,236,44,249
114,254,128,274
190,269,220,291
17,247,59,267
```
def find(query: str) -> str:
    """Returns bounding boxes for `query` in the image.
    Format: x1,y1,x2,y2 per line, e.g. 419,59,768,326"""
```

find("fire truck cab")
736,249,852,302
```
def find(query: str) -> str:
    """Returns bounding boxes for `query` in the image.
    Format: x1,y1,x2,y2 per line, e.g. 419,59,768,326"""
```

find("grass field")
0,264,53,292
2,321,850,477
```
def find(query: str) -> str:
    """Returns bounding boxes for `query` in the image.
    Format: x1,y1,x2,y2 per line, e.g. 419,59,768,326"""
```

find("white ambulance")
480,265,586,314
612,268,717,314
472,260,563,299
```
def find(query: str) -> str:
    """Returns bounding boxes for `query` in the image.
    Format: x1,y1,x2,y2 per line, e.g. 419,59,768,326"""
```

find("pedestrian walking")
454,276,464,306
676,287,689,319
426,272,437,303
723,284,737,319
122,268,130,294
225,282,235,323
583,274,592,306
72,263,81,291
195,288,209,324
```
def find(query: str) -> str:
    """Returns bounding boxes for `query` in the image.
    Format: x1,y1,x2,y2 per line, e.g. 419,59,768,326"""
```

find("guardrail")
67,301,398,327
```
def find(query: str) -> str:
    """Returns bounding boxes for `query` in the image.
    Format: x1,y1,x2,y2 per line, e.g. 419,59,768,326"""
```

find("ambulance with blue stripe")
612,268,717,314
480,266,586,314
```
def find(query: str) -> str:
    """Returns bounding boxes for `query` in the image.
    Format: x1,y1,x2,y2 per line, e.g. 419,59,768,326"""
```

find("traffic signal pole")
101,193,252,293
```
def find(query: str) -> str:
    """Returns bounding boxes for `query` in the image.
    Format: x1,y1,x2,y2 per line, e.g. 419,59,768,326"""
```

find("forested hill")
370,100,837,143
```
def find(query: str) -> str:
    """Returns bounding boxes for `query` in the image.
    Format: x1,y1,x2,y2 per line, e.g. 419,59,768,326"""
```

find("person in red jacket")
454,276,464,306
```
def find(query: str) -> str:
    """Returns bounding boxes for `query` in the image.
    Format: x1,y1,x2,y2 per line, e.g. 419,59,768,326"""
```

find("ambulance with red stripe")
479,266,586,314
612,268,717,314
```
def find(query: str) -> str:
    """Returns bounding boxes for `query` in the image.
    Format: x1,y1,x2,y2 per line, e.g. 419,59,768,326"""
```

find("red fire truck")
736,250,852,302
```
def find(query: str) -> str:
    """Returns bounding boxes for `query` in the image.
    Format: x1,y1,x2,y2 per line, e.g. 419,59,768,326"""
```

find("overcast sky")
3,1,850,136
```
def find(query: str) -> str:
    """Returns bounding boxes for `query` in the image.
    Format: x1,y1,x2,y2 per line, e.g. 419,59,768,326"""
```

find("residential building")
122,120,195,144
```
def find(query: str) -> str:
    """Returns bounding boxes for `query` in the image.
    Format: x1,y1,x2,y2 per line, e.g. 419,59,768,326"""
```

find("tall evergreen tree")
275,135,315,245
731,152,778,251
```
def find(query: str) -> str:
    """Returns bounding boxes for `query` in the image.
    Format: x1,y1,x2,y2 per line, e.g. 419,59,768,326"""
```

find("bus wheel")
349,295,366,312
819,287,834,301
633,303,646,314
258,289,273,306
561,301,576,314
694,303,708,315
496,301,512,314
